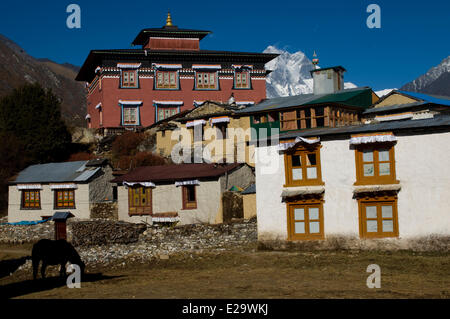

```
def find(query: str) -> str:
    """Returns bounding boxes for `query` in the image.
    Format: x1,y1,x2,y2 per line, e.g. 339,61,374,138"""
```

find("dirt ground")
0,243,449,299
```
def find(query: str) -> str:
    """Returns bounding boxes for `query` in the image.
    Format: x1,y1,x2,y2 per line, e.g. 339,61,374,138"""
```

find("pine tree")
0,83,72,164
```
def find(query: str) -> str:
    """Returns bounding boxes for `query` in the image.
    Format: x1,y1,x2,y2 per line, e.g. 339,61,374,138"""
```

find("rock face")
401,56,450,97
0,34,86,126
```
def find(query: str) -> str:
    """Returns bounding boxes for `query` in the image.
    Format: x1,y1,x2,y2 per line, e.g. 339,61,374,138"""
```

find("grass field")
0,243,449,299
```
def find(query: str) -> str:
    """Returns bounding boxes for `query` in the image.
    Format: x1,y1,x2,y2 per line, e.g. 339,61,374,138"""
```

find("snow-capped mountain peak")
264,46,357,98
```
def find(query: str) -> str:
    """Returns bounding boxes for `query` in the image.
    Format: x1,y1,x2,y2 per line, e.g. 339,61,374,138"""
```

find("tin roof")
254,114,450,143
12,161,102,184
236,87,373,114
111,163,243,184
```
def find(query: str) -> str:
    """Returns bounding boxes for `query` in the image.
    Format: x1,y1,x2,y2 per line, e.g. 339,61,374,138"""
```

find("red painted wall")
86,75,267,129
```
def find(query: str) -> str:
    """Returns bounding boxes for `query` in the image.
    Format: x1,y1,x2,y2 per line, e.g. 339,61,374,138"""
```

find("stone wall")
89,202,118,220
70,220,146,246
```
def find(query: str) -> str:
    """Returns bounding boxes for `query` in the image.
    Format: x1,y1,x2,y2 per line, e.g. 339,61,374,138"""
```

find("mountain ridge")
0,34,86,126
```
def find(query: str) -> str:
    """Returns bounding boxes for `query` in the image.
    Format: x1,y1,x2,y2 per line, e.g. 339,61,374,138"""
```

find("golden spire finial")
166,10,173,26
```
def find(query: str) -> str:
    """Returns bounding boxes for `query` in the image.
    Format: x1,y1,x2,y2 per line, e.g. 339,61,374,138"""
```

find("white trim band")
232,64,253,70
119,100,143,106
123,181,156,188
192,64,221,70
375,114,413,122
50,184,78,190
175,180,200,187
186,120,206,127
152,63,182,70
117,63,141,69
278,137,321,151
153,100,184,106
211,117,230,125
17,184,43,190
349,135,397,145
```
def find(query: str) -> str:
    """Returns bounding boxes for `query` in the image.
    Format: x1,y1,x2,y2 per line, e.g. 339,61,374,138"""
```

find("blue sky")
0,0,449,91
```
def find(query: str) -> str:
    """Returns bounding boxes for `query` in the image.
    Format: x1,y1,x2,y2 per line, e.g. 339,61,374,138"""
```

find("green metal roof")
237,87,374,114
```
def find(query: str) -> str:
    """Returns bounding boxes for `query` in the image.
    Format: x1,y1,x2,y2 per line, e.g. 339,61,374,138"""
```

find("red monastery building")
76,13,278,133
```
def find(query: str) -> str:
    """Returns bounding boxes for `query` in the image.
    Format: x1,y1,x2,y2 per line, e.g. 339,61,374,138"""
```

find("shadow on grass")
0,272,123,299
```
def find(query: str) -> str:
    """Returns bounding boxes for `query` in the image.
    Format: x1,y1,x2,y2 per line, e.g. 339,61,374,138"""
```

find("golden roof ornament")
166,11,173,27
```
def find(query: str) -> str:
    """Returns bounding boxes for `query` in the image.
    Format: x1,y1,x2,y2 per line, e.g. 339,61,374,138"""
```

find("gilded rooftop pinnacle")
166,11,173,26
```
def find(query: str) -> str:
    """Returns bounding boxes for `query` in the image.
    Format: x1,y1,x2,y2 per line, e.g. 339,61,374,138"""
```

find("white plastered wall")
117,180,222,225
8,184,91,223
255,132,450,241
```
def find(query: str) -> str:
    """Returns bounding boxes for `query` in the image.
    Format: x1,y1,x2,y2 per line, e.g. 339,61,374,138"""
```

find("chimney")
310,66,346,95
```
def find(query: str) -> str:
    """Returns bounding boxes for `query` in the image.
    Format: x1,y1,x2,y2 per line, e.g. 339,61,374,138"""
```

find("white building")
254,115,450,249
111,163,254,225
8,159,114,223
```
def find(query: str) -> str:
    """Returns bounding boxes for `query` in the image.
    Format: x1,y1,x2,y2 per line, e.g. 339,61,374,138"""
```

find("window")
123,107,138,125
55,190,75,209
215,123,228,140
156,71,178,89
358,196,398,238
182,185,197,209
196,72,217,89
21,190,41,209
355,144,397,185
157,107,179,121
234,71,250,89
121,70,138,88
128,187,152,215
284,145,323,186
287,200,324,240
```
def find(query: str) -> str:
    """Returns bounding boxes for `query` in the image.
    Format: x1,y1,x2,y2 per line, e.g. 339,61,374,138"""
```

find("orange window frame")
128,187,152,216
182,185,197,210
354,144,398,185
21,190,41,210
196,72,217,89
121,70,137,88
358,195,399,238
54,189,75,209
156,71,178,89
234,71,250,88
286,198,324,240
284,145,324,187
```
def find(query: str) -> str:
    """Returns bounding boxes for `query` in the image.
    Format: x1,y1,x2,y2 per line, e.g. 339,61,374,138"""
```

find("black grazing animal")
32,239,85,280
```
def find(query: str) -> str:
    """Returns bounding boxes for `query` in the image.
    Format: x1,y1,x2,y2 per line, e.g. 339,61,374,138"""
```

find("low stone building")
111,163,254,225
8,159,114,223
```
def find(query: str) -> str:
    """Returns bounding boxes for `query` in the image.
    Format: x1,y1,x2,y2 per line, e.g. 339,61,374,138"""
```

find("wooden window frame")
157,107,179,121
155,70,178,89
284,145,324,187
121,70,138,88
354,143,398,185
21,190,41,210
54,189,76,209
358,195,399,238
182,185,197,210
234,71,251,89
128,186,152,216
286,198,325,240
123,106,139,125
196,71,218,90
